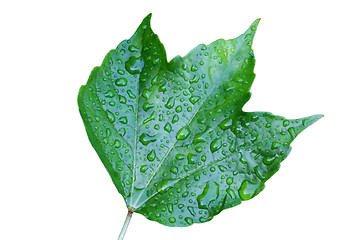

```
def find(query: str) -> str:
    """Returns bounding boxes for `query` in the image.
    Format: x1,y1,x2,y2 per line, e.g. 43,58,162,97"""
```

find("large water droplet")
115,78,127,86
239,180,259,200
140,133,156,146
177,127,190,140
125,56,141,74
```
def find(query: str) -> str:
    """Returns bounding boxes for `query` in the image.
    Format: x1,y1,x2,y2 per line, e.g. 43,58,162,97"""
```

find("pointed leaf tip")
306,114,324,126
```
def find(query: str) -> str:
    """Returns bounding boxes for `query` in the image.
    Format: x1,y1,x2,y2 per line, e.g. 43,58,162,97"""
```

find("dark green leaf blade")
78,14,322,227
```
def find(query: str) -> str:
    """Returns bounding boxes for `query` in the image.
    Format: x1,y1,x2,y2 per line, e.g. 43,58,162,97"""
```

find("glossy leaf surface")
78,14,322,227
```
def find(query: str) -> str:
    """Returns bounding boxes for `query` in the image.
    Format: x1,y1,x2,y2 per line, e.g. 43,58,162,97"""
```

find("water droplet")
143,111,156,125
219,118,232,130
210,138,222,153
283,120,290,127
119,116,127,124
167,203,173,213
115,78,127,86
239,180,259,200
140,133,156,146
164,123,172,132
105,90,115,98
185,217,193,225
191,65,198,71
226,177,233,185
187,206,196,216
288,127,296,138
189,95,200,104
271,141,281,150
165,97,175,109
143,102,154,111
106,110,115,123
147,149,156,161
175,106,182,113
187,153,196,164
197,181,220,212
170,166,178,174
140,165,148,173
226,188,236,199
177,127,190,140
128,45,139,52
127,90,136,99
169,217,176,223
125,56,141,74
172,115,179,123
119,95,127,103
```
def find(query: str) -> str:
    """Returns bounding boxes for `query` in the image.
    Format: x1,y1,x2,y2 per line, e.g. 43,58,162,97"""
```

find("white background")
1,0,359,239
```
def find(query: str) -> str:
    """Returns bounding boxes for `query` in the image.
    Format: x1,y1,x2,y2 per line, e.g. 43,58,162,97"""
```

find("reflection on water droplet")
288,127,296,138
172,115,179,123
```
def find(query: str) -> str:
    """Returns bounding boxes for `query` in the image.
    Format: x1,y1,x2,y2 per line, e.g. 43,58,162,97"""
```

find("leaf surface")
78,14,322,226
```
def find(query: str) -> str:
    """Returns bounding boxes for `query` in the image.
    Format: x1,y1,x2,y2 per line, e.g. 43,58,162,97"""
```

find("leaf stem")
118,209,133,240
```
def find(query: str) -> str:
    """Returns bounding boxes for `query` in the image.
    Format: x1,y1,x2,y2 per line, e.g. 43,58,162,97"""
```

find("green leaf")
78,14,322,227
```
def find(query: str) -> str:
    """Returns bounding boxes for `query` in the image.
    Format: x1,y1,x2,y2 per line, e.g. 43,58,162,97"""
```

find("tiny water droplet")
170,166,178,174
105,90,115,98
185,217,193,225
219,118,232,130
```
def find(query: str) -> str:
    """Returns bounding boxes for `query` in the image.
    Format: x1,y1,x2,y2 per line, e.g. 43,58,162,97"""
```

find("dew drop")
165,97,175,109
125,56,141,74
219,118,232,130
